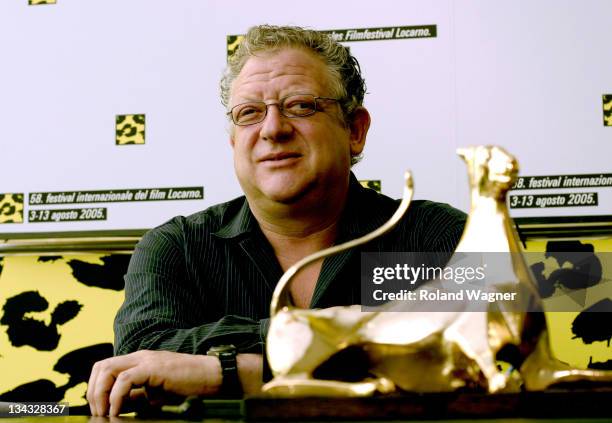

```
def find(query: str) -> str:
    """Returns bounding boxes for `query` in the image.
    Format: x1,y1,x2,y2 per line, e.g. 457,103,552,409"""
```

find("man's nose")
259,104,293,142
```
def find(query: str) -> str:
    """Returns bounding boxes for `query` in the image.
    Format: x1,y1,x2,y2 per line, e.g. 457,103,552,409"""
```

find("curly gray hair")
220,24,367,129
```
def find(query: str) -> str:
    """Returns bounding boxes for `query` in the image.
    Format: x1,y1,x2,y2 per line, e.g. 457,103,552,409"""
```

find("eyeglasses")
227,94,340,126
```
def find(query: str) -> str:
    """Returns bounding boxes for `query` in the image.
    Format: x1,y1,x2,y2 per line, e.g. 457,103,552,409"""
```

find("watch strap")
207,345,241,398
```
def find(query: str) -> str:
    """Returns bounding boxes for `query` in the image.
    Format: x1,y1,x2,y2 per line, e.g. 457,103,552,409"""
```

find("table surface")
2,390,612,422
2,417,612,423
0,416,612,423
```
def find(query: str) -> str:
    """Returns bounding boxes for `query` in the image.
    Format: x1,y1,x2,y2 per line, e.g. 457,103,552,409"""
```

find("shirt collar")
213,198,257,239
337,172,391,242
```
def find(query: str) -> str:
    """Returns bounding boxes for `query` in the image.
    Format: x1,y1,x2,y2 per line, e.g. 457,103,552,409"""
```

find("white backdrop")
1,0,610,235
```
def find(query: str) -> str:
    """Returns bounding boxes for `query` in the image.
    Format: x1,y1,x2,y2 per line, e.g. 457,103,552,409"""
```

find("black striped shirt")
114,174,466,357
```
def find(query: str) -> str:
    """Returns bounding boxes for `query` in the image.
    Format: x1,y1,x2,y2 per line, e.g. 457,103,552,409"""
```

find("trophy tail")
269,171,414,317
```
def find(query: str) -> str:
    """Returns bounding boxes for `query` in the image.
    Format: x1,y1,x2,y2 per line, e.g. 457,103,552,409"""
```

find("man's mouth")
259,152,302,162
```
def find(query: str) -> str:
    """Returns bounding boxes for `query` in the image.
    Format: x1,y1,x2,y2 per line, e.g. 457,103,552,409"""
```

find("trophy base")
244,388,612,420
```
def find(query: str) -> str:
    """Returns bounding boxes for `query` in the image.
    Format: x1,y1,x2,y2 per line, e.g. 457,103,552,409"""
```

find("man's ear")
229,136,235,147
348,107,371,156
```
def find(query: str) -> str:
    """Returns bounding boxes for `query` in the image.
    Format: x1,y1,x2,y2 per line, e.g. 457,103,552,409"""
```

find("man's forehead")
231,47,333,97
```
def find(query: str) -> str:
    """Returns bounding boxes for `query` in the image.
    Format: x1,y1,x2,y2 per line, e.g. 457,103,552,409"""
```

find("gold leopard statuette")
262,146,612,397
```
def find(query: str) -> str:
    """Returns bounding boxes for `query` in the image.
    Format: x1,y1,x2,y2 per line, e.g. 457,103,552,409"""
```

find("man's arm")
87,350,262,416
114,223,269,356
88,220,270,415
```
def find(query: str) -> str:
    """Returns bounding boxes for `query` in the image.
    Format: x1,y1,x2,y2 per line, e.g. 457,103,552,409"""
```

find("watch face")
219,351,233,358
207,344,236,355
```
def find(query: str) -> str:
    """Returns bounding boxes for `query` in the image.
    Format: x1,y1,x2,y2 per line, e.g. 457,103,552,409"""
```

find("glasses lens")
282,95,317,117
233,102,266,125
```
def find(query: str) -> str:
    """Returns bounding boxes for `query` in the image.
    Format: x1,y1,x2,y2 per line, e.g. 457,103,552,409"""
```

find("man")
87,24,465,416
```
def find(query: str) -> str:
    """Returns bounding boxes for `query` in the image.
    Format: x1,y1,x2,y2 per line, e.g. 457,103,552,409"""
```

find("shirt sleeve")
113,223,269,356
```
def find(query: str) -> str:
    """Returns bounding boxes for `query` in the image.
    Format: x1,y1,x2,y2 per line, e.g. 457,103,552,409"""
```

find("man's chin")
265,190,307,205
262,182,317,205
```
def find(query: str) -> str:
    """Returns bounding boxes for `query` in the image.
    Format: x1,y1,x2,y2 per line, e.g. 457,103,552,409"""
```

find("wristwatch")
206,344,242,397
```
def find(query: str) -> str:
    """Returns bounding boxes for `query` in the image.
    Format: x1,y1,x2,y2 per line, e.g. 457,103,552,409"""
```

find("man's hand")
87,350,221,416
87,350,263,416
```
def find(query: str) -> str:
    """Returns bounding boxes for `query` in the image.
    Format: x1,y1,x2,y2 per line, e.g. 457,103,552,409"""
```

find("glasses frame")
227,94,340,126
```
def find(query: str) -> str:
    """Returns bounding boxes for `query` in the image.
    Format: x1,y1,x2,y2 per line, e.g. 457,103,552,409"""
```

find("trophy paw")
261,376,396,397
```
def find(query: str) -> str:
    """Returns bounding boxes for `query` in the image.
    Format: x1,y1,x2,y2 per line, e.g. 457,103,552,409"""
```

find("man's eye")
285,101,315,114
237,106,262,118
